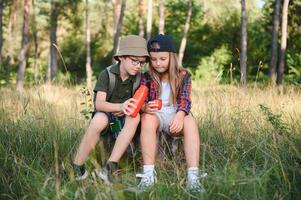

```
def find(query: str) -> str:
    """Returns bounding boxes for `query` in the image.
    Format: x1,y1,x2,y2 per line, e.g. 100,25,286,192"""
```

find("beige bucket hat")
114,35,149,61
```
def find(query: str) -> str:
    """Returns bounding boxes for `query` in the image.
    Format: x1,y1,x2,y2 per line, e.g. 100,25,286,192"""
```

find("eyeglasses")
128,57,147,66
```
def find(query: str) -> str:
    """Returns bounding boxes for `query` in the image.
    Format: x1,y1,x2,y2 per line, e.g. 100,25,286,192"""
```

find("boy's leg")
107,114,140,162
74,112,109,166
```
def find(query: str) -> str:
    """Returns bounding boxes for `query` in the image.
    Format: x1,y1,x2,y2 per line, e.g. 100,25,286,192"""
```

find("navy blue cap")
147,34,176,53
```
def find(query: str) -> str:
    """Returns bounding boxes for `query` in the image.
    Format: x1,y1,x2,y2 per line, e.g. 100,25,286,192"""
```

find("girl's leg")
183,114,200,167
183,114,205,193
140,113,160,165
74,113,109,165
108,114,140,162
137,113,160,190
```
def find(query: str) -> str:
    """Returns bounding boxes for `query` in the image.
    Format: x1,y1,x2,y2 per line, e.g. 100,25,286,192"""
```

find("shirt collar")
110,62,136,82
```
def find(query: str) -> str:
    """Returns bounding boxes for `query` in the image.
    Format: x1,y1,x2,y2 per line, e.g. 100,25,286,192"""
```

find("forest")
0,0,300,199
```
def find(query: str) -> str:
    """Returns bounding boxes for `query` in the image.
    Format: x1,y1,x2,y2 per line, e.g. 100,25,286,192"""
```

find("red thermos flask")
130,85,149,117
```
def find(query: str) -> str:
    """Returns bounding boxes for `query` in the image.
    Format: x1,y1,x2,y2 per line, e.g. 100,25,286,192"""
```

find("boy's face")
120,56,147,76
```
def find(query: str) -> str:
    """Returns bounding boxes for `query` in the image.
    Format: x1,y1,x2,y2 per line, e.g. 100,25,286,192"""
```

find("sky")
256,0,265,8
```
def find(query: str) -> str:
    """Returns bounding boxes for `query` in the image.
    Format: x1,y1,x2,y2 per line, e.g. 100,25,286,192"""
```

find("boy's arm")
95,91,137,115
94,91,123,113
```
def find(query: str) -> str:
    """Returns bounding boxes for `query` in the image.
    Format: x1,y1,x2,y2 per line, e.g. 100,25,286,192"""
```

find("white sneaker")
136,171,157,191
187,173,207,194
92,168,111,185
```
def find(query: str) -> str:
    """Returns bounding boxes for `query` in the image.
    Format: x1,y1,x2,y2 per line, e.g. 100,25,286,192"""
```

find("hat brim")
114,48,149,61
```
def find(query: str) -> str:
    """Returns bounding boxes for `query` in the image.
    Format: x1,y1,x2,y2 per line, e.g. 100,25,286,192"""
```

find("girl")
137,34,205,193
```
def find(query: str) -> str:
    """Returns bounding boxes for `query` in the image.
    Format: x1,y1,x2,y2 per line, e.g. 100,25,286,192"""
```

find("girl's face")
149,52,170,74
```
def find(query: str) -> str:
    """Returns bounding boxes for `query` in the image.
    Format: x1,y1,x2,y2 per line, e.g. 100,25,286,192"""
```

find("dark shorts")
92,111,125,139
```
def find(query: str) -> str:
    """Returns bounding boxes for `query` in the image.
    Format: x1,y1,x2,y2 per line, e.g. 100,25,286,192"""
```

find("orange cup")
150,99,162,110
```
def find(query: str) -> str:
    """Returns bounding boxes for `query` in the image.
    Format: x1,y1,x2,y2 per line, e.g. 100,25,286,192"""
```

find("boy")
73,35,149,182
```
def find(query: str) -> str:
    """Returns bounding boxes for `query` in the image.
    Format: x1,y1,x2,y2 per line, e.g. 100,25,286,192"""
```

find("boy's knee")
126,113,140,126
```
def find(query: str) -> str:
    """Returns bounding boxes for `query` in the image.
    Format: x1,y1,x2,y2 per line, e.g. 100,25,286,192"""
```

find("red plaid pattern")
141,70,192,114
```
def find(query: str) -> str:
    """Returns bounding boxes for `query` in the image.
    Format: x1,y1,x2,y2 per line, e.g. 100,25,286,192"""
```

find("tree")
269,0,281,84
112,0,126,58
158,0,165,34
32,0,39,83
277,0,290,85
47,0,58,82
85,0,92,90
16,0,30,91
178,0,192,67
138,0,145,37
240,0,247,86
147,0,152,40
0,0,3,74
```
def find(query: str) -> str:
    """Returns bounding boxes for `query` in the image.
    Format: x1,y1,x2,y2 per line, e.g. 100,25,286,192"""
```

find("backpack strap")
132,72,141,95
106,65,116,101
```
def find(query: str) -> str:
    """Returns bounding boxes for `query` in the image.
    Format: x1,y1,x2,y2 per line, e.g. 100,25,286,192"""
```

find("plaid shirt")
141,70,192,114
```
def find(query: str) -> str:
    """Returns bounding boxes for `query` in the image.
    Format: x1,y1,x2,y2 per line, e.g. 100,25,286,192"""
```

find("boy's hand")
112,111,124,117
169,111,185,135
121,98,138,116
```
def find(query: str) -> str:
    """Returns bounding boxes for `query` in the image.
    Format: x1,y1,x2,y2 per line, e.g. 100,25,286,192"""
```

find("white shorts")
155,106,182,138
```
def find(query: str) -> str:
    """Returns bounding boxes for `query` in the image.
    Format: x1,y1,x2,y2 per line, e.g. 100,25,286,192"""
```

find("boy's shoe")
75,170,89,181
93,161,118,184
72,163,88,181
187,173,207,194
136,170,157,191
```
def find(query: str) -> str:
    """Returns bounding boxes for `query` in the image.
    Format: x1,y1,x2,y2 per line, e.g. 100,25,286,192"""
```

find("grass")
0,83,300,199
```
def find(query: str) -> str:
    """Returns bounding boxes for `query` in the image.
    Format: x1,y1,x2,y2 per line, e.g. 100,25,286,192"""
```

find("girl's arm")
176,71,192,115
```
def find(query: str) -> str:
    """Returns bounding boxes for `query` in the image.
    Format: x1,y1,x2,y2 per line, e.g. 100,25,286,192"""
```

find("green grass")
0,84,300,199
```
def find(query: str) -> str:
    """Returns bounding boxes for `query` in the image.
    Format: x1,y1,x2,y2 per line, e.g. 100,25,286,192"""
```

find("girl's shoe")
136,170,157,191
186,173,207,194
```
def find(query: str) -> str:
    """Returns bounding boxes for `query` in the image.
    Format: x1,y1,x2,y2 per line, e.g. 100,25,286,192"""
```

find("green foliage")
194,45,231,83
286,51,301,83
258,104,290,136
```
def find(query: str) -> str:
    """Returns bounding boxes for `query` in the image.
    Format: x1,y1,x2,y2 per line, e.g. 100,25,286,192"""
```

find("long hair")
148,52,183,104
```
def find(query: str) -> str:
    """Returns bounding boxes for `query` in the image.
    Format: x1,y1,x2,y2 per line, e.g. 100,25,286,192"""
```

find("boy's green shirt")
94,63,137,103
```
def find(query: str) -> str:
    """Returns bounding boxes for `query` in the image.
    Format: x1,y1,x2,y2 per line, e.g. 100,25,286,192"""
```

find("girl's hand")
169,111,185,135
120,98,138,116
144,100,159,114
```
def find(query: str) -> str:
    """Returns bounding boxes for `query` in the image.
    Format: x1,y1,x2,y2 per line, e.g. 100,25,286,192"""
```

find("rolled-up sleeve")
177,72,192,115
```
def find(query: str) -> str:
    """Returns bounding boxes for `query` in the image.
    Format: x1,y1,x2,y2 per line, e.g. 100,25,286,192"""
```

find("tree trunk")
85,0,92,91
138,0,145,37
178,0,192,67
5,56,10,84
276,0,289,86
158,0,164,34
16,0,30,91
47,0,58,82
269,0,281,84
146,0,152,40
112,0,126,59
112,0,121,31
32,0,39,83
8,3,16,65
0,0,3,75
240,0,247,87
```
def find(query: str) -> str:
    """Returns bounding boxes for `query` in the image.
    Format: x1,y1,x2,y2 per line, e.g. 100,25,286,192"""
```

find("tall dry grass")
0,84,300,199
